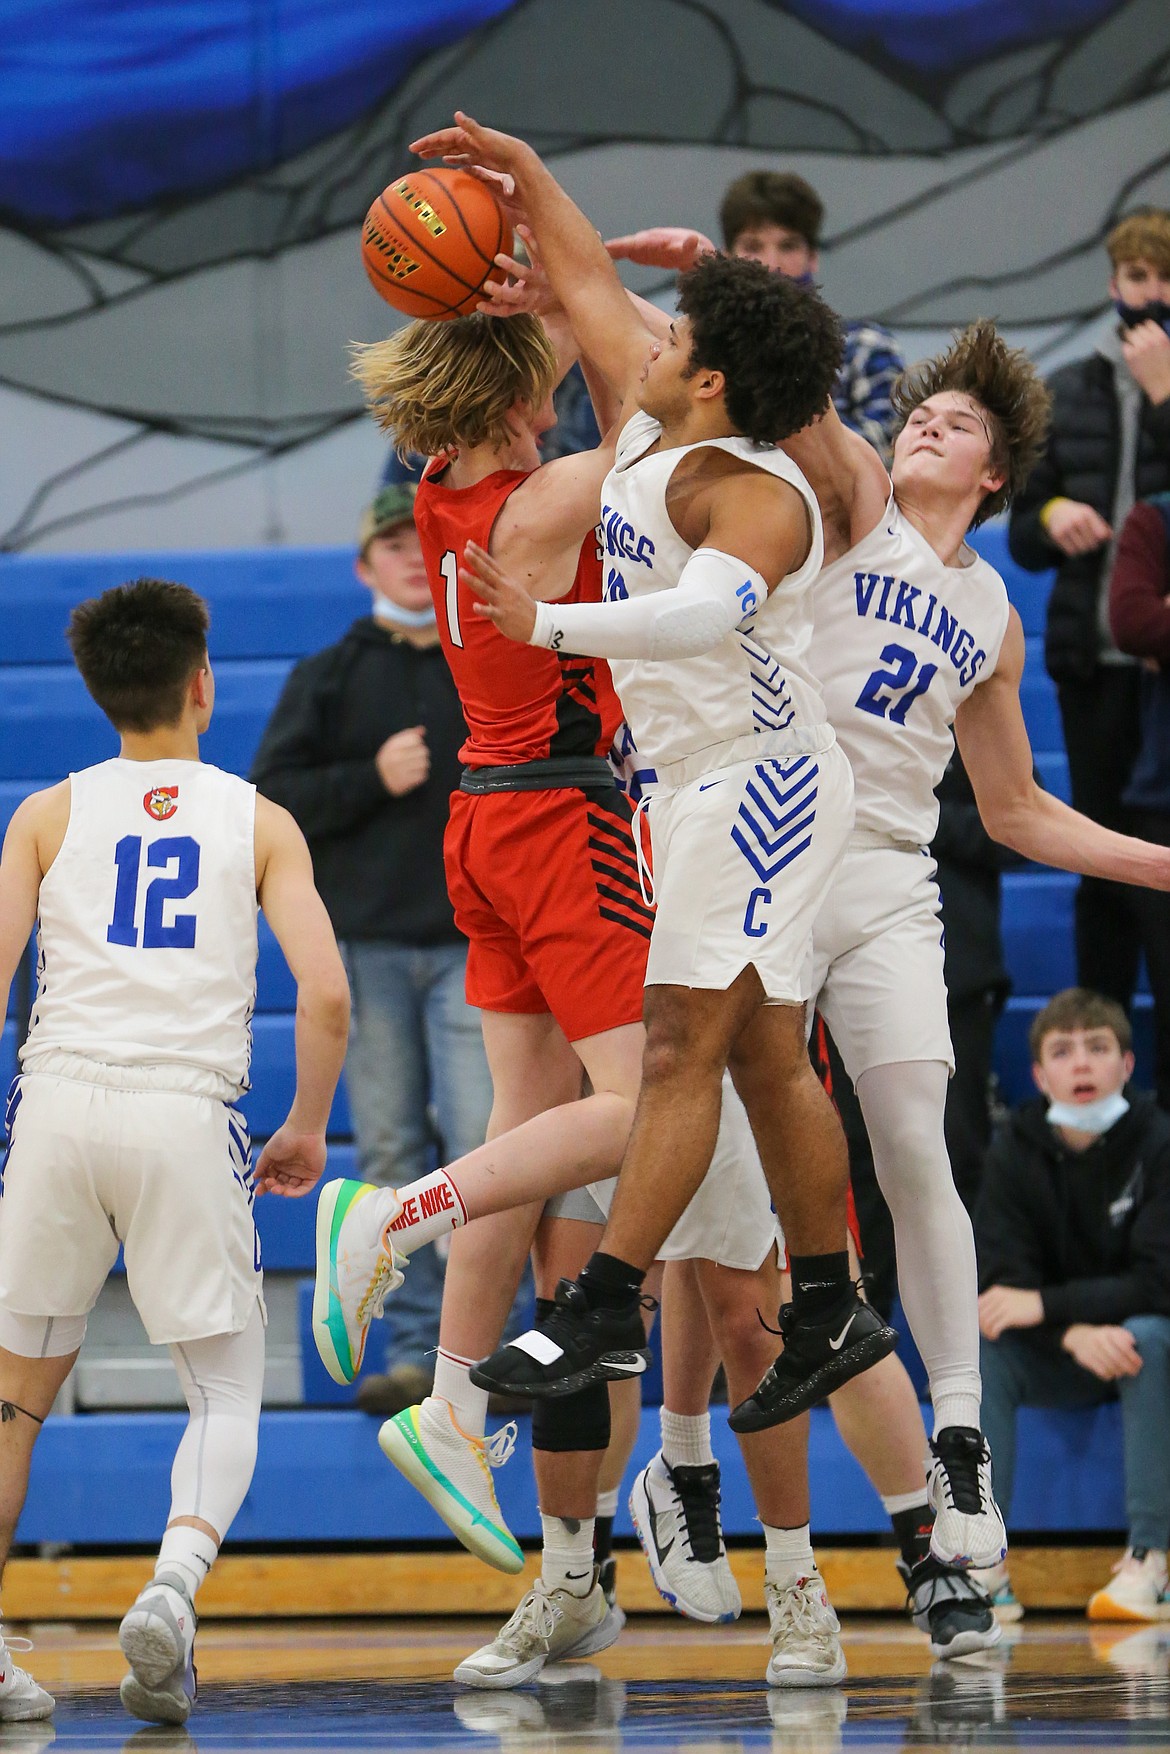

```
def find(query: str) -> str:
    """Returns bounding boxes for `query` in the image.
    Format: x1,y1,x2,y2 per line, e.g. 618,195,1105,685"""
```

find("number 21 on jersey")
107,835,201,949
856,642,937,725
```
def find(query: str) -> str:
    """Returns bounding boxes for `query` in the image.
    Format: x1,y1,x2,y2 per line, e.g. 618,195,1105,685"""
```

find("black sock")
892,1503,934,1570
788,1251,852,1320
594,1514,615,1566
579,1251,645,1310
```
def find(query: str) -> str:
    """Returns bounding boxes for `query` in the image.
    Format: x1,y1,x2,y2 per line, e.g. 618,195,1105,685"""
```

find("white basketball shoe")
118,1576,197,1725
313,1179,406,1384
926,1427,1007,1570
454,1575,623,1689
628,1453,740,1623
765,1573,847,1688
0,1627,54,1722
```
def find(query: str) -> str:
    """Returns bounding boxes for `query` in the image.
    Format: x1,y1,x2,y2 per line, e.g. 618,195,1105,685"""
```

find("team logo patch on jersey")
144,785,179,820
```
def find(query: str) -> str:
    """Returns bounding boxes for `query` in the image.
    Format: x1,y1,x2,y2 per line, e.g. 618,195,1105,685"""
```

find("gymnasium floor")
19,1615,1170,1751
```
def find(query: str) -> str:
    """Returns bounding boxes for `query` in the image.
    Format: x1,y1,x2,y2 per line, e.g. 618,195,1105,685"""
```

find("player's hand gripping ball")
361,167,508,319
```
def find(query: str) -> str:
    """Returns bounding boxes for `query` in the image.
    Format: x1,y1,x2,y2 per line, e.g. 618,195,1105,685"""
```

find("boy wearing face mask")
973,988,1170,1622
250,484,497,1415
1009,211,1170,1019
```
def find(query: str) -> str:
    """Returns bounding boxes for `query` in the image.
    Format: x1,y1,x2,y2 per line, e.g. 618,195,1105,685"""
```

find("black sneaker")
469,1277,652,1398
898,1551,1002,1659
727,1291,897,1431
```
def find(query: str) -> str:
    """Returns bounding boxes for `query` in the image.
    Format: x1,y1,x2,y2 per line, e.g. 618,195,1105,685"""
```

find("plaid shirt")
835,320,904,466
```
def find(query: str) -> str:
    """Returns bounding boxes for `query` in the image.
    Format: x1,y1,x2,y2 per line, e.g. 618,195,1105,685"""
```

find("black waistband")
460,756,615,794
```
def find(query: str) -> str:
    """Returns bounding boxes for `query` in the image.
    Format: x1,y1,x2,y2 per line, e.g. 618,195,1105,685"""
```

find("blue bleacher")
0,532,1135,1545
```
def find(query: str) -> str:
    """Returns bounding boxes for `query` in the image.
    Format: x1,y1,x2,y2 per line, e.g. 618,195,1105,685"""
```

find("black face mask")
1114,296,1170,334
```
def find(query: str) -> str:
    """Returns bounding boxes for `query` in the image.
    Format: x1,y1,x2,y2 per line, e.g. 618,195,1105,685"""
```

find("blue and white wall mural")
1,0,1166,550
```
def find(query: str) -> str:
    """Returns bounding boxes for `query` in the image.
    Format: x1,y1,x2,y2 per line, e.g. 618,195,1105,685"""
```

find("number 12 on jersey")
107,835,201,949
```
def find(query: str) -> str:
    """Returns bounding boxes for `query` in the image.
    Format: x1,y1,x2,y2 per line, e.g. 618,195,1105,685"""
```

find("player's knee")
531,1380,612,1453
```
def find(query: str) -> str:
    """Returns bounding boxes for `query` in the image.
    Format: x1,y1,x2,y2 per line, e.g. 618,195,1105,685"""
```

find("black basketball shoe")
898,1552,1001,1659
727,1290,898,1432
470,1276,652,1398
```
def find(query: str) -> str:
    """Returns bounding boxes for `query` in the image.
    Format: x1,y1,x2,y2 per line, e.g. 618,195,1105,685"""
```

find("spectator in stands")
1008,211,1170,1016
605,171,904,463
251,485,495,1416
1110,491,1170,1110
932,749,1016,1212
973,988,1170,1622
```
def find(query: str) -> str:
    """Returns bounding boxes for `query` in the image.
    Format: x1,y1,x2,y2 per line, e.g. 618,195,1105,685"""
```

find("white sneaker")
118,1577,197,1725
1088,1548,1170,1622
453,1576,622,1689
312,1179,406,1384
628,1453,740,1623
926,1427,1007,1569
379,1397,524,1574
970,1561,1024,1623
0,1629,54,1722
764,1574,847,1688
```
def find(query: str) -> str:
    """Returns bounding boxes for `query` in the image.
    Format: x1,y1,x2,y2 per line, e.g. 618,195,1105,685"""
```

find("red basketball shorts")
444,785,652,1042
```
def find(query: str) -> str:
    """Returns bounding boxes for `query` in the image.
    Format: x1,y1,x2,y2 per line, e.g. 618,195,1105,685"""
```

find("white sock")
932,1393,983,1437
595,1488,619,1519
540,1513,596,1596
432,1347,488,1440
385,1169,467,1255
763,1522,816,1590
881,1489,930,1518
155,1526,219,1603
660,1408,715,1471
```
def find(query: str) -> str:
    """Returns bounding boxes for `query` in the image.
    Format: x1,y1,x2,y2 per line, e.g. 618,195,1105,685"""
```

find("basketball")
361,167,509,319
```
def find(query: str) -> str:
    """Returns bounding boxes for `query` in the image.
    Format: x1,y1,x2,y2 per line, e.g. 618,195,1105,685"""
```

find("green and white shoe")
312,1178,405,1385
379,1397,524,1574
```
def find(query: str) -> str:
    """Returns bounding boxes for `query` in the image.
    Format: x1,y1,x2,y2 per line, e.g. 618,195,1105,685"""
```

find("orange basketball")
361,167,509,320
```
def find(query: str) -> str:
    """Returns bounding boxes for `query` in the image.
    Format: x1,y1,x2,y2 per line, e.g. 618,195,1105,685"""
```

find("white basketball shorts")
808,842,954,1080
659,1073,781,1272
0,1068,264,1345
645,741,854,1003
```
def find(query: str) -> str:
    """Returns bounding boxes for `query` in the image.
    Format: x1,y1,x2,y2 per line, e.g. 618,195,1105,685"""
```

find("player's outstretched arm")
253,797,350,1197
956,609,1170,888
410,111,652,402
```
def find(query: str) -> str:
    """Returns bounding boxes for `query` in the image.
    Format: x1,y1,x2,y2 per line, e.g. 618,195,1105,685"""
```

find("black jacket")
1007,349,1170,683
975,1091,1170,1330
250,618,467,944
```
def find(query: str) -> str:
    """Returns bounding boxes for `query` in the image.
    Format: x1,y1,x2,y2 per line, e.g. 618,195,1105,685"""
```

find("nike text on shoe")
0,1630,54,1722
312,1178,406,1385
926,1427,1008,1570
728,1293,898,1432
453,1576,623,1689
765,1574,847,1688
628,1453,741,1623
469,1278,651,1399
378,1397,524,1574
898,1552,1002,1659
118,1576,198,1725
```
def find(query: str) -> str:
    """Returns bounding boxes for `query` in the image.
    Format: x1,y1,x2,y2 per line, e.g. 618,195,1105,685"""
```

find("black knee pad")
531,1379,612,1453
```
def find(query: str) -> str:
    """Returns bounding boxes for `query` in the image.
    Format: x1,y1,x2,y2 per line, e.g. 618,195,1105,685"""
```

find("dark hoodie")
974,1090,1170,1334
250,617,467,944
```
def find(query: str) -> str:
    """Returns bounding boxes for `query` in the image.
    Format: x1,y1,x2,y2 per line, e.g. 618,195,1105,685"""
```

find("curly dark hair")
676,254,843,445
68,577,210,732
892,320,1051,526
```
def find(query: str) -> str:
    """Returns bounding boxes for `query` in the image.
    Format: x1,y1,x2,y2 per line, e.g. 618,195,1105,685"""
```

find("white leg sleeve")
854,1061,981,1429
167,1300,265,1541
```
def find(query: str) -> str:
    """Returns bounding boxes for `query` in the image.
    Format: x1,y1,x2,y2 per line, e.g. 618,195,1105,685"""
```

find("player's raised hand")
410,111,534,181
254,1126,328,1198
478,227,558,318
462,541,537,643
605,227,718,271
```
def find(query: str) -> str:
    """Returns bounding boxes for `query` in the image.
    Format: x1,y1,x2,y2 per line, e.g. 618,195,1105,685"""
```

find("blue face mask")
1114,296,1170,337
1046,1090,1130,1135
373,594,435,629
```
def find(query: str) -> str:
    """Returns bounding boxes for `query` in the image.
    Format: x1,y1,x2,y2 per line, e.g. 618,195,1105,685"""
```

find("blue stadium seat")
1001,871,1077,994
968,520,1054,638
242,1015,352,1138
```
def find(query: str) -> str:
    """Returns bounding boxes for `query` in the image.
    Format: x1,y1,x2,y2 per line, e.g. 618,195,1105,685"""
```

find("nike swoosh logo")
650,1507,674,1566
829,1314,858,1351
698,779,725,792
605,1359,646,1374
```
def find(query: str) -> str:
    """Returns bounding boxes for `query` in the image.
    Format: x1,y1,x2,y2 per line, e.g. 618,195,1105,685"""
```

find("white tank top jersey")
22,759,259,1100
600,410,831,775
810,491,1011,845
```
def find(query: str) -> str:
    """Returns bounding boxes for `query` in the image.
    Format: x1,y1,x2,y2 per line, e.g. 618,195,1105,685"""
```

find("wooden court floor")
14,1614,1170,1752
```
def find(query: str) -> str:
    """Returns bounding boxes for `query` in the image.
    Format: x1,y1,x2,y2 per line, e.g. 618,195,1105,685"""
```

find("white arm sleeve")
528,547,767,661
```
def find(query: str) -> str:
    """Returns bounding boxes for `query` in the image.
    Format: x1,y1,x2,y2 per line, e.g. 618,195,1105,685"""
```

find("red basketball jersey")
415,459,622,766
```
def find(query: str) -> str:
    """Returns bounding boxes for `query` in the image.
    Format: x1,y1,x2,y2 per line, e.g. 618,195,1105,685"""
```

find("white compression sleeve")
529,547,766,661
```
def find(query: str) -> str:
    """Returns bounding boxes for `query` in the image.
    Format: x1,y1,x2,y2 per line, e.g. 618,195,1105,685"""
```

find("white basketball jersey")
810,494,1010,844
600,410,831,774
22,759,258,1099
